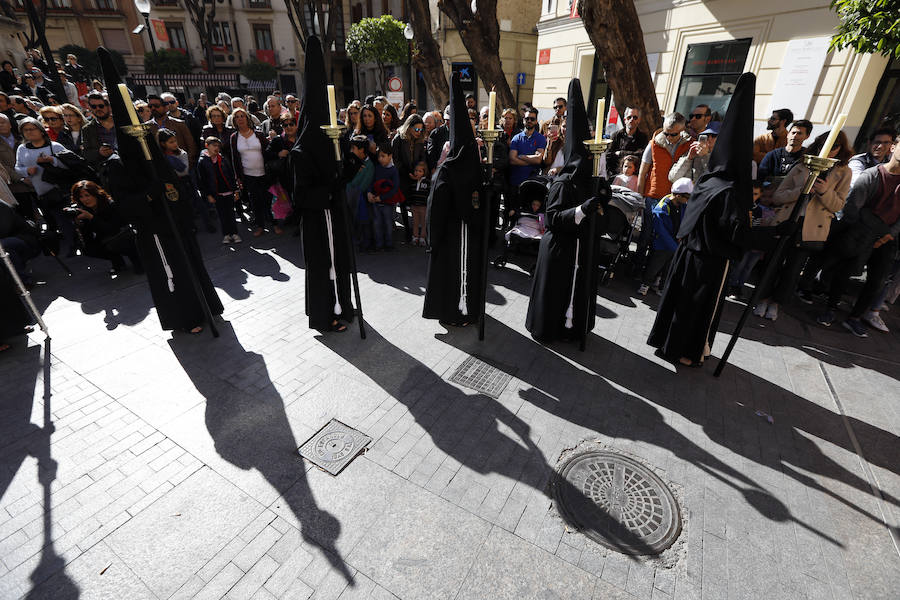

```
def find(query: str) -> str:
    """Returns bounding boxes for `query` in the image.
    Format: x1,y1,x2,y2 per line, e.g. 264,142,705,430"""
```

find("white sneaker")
231,234,242,243
637,284,649,296
222,235,231,244
862,311,889,333
765,303,779,321
753,300,769,318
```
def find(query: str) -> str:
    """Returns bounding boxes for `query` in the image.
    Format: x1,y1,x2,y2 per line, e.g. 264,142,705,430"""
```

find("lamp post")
404,22,414,105
134,0,166,90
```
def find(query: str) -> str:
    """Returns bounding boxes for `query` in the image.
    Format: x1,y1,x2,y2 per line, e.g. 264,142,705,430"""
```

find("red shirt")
873,165,900,226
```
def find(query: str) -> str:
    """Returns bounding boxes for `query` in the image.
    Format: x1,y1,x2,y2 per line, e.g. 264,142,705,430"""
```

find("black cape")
291,36,353,330
98,48,222,332
525,78,609,343
648,72,755,363
423,72,484,324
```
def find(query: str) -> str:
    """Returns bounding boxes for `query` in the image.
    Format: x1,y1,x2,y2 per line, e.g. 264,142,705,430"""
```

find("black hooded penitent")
422,72,485,324
526,78,609,343
290,35,353,330
96,47,222,332
648,72,756,365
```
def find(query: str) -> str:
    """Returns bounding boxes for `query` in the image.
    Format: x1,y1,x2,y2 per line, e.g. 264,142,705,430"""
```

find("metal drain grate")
552,450,682,555
298,419,371,475
448,356,514,398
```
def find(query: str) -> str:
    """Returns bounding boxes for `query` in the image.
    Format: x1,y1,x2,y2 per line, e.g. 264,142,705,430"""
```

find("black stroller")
596,185,643,284
492,176,551,275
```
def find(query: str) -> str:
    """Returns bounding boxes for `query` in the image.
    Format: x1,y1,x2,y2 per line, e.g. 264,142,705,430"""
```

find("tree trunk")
578,0,661,138
408,0,449,109
438,0,516,109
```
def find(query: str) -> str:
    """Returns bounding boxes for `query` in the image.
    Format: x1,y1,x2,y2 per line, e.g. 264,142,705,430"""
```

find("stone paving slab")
2,225,899,600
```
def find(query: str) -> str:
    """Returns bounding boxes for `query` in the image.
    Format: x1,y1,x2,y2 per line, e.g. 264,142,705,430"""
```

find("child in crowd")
409,161,430,246
346,135,375,252
612,155,640,193
368,144,403,251
158,129,189,179
197,136,241,244
727,181,768,297
638,177,692,296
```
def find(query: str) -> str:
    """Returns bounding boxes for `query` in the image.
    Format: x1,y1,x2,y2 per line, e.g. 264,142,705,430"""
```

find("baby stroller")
596,185,643,284
492,176,551,275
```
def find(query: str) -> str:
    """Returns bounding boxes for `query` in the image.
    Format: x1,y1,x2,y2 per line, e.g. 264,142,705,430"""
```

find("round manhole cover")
552,451,681,555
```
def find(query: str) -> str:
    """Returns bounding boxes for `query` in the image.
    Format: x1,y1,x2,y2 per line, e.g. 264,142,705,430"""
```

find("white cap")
671,177,694,195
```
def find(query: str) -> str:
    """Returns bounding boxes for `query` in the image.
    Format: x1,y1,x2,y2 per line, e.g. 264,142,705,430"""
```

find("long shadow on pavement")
319,327,724,556
167,323,355,586
440,317,898,532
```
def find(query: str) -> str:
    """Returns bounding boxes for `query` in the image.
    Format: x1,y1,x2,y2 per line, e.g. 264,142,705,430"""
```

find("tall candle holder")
120,123,154,161
320,124,346,162
475,127,502,341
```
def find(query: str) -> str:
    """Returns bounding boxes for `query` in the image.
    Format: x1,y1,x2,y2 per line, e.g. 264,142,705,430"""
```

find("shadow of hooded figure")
167,323,355,585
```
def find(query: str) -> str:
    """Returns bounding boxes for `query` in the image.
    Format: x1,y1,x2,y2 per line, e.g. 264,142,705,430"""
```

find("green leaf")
829,0,900,58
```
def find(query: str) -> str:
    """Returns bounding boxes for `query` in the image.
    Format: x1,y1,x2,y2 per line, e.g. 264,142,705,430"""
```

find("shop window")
675,39,751,118
99,28,131,54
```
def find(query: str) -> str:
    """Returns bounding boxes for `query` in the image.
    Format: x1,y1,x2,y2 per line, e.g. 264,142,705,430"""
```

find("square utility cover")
448,355,515,399
298,419,371,475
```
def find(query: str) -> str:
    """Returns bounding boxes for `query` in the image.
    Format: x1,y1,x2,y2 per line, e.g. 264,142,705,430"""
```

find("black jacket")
197,152,237,198
426,124,449,172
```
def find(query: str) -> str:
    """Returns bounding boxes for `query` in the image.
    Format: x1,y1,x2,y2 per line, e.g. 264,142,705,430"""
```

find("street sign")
451,62,475,91
387,77,402,92
538,49,551,65
516,72,526,86
386,91,404,106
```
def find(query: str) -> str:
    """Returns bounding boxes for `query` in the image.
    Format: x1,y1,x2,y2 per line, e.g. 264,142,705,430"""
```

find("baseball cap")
671,177,694,195
700,122,721,136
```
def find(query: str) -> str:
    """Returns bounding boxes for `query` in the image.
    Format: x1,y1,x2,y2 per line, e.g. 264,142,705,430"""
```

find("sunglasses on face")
412,126,423,132
148,103,162,109
663,131,680,137
282,121,296,127
287,99,298,104
524,117,536,122
89,103,106,109
688,113,708,120
165,100,176,105
553,105,565,110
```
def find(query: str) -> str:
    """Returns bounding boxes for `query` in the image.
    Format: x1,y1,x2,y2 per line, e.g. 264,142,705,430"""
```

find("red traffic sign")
387,77,402,92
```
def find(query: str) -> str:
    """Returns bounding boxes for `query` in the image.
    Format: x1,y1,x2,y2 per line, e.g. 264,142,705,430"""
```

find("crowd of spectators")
1,49,898,350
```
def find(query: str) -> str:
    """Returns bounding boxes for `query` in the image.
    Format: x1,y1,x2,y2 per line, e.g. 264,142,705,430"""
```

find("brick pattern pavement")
1,226,898,599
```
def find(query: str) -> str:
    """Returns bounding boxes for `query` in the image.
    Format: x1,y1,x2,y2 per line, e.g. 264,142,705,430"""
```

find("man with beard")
648,72,756,368
423,72,485,326
290,37,354,332
753,108,792,164
526,78,610,344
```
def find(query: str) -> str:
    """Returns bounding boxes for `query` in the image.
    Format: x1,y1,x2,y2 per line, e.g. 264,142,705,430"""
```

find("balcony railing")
245,0,271,9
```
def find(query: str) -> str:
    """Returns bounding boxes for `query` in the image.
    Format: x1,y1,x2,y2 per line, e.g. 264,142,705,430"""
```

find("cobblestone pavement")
2,224,899,600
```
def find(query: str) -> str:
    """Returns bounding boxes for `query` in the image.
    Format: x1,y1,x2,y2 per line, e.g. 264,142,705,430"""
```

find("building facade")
347,0,540,110
534,0,897,149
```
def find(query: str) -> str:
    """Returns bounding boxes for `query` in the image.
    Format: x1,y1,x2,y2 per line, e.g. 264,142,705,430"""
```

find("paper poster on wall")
767,37,831,120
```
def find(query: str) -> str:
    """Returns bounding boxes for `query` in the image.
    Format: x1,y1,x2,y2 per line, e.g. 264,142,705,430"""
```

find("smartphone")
698,134,708,144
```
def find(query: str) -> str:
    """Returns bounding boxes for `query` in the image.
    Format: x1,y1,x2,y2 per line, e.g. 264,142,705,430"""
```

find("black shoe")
796,290,814,305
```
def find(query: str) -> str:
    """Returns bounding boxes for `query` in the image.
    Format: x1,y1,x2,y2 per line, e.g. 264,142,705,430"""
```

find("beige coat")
768,163,851,242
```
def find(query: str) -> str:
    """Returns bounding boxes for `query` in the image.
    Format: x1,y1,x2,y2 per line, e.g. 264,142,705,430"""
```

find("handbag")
41,145,98,188
269,182,293,220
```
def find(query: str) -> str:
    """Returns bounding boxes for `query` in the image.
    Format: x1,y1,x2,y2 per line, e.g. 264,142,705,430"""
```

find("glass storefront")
675,39,752,118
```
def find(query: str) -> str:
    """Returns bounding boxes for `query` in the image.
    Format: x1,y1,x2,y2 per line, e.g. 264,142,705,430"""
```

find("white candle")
487,90,496,129
326,84,338,128
594,98,605,142
118,84,140,125
818,113,847,159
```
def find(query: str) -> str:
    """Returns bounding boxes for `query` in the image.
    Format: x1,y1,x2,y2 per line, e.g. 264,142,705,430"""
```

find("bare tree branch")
408,0,449,108
181,0,217,73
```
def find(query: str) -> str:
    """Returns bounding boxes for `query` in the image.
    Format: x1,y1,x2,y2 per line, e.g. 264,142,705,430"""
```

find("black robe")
0,266,31,340
106,157,223,331
423,168,484,323
525,177,602,342
292,148,353,330
648,186,750,363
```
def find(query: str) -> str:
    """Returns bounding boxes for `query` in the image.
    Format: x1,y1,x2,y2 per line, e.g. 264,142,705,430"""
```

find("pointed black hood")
444,72,479,174
678,72,756,237
295,35,336,180
558,78,592,185
97,46,177,185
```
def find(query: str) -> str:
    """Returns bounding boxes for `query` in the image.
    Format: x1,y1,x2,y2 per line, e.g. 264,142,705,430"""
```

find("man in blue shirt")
507,107,546,213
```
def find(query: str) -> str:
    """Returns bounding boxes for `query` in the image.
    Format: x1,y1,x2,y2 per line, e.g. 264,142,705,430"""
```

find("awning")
247,79,278,91
129,73,241,88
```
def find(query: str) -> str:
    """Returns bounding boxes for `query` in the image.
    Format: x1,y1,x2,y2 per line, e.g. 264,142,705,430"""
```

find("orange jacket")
645,131,691,199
